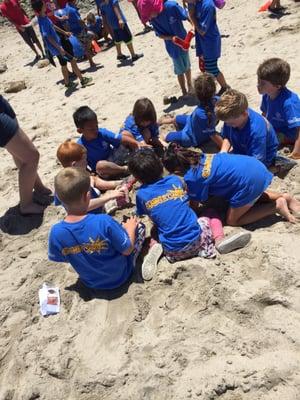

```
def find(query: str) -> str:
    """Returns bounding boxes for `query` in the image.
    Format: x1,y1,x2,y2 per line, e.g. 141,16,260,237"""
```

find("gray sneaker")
141,243,163,281
216,232,251,254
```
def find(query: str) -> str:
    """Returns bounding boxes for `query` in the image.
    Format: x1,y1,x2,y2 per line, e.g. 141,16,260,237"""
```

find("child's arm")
53,25,72,37
220,137,231,152
120,133,143,149
88,188,125,212
113,4,124,28
121,216,139,255
47,35,66,54
211,133,223,149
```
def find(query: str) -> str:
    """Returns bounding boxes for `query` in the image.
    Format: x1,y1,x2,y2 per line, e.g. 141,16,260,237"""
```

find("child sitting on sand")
128,149,251,280
56,140,128,213
73,106,141,178
86,11,111,42
32,0,93,89
99,0,143,62
187,0,229,95
48,167,145,291
120,98,166,152
138,0,192,96
162,73,223,148
215,89,278,167
257,58,300,160
163,144,300,226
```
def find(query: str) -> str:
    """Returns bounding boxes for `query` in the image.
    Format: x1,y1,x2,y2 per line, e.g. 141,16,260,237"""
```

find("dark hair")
257,58,290,87
31,0,43,13
128,148,163,184
194,73,216,127
132,98,157,126
163,143,200,175
73,106,97,128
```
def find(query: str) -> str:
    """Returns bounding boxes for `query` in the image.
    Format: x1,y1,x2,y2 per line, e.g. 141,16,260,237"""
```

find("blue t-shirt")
180,99,218,147
135,175,201,251
38,15,62,56
191,0,221,59
87,15,102,34
184,153,273,208
260,87,300,140
150,0,188,59
77,128,122,171
54,186,102,214
120,115,159,142
222,108,278,167
100,0,126,30
48,214,133,289
64,3,83,35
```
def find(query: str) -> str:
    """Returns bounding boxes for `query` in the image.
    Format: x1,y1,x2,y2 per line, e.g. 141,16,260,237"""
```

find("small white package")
39,282,60,316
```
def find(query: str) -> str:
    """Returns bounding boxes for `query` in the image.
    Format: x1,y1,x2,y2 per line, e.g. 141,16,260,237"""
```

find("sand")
0,0,300,399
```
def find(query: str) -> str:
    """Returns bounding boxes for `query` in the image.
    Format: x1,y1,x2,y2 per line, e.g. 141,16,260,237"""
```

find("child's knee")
226,215,239,226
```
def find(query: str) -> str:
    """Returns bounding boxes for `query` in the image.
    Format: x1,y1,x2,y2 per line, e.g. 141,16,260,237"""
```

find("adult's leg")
5,128,47,214
19,28,39,57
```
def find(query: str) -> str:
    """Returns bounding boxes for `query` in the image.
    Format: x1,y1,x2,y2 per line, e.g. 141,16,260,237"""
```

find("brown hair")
54,167,90,206
132,98,157,126
163,143,201,175
257,58,290,87
194,73,216,127
86,11,96,24
215,89,248,121
57,140,87,167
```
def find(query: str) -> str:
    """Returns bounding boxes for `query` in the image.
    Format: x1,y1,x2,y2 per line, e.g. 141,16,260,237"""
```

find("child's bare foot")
276,197,296,223
282,193,300,213
158,115,175,125
20,202,45,215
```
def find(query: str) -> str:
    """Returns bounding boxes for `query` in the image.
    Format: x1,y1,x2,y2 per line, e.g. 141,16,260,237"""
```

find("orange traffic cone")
258,0,272,12
91,40,101,53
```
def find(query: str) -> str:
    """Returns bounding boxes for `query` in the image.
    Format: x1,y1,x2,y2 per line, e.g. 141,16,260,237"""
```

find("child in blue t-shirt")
163,144,300,226
162,73,223,148
100,0,143,62
73,106,141,178
128,148,251,280
215,89,278,167
257,58,300,160
32,0,93,89
187,0,229,95
48,167,145,291
140,0,192,96
120,98,166,151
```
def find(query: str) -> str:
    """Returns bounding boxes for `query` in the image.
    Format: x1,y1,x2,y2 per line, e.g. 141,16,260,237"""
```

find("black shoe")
117,54,129,61
268,6,282,13
131,53,144,62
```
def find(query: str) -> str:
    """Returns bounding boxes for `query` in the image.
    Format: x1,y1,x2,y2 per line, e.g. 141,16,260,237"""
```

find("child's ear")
77,127,83,134
83,190,91,203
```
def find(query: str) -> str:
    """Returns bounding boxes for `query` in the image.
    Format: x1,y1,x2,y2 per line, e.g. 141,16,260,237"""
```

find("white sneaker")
141,243,163,281
216,232,251,254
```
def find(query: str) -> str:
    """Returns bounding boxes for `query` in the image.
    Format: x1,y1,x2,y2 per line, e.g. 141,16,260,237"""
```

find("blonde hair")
55,167,90,206
215,89,248,121
56,140,87,167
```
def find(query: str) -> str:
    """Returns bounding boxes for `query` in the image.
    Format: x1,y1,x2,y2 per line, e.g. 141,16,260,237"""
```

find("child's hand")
118,19,125,28
122,216,139,230
110,188,126,199
138,142,152,149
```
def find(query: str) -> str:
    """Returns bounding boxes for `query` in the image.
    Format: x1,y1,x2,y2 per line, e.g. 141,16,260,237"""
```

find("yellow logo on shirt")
145,185,186,210
202,154,214,178
62,237,108,256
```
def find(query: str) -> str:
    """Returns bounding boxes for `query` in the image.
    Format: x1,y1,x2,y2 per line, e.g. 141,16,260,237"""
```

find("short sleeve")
48,226,67,262
174,3,188,20
106,217,131,253
135,193,147,216
199,3,215,33
284,99,300,129
100,128,122,147
186,178,209,202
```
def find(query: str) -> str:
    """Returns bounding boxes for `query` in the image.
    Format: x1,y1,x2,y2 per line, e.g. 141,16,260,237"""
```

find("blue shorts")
172,52,191,75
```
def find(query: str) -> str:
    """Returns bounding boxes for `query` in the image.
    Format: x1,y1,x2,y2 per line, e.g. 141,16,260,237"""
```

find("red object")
172,30,195,51
199,57,205,72
57,0,68,7
258,0,272,12
91,40,101,53
0,0,30,29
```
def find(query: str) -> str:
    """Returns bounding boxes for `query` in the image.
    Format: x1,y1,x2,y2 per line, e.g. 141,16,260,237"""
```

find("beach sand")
0,1,300,399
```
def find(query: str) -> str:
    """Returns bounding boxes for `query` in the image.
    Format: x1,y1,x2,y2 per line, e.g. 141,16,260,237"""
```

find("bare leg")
216,71,228,89
127,42,136,58
85,46,96,68
34,38,45,57
5,128,47,214
70,59,83,81
96,160,128,178
185,68,193,93
61,65,69,85
177,73,187,95
115,42,123,57
93,176,122,190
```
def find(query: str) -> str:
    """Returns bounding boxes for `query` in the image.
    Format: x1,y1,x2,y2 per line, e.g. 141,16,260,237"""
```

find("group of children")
48,54,300,292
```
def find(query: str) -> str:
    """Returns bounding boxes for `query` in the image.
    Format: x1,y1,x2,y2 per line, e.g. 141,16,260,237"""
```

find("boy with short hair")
56,140,127,214
257,58,300,160
99,0,143,62
73,106,141,178
32,0,92,88
48,167,145,291
216,89,278,167
138,0,192,96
